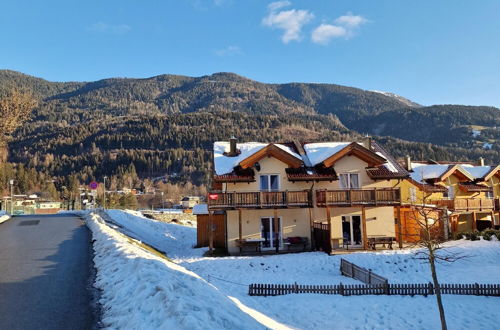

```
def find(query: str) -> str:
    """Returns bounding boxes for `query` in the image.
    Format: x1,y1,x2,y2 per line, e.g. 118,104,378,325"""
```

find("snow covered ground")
86,212,273,329
101,210,500,330
0,211,10,224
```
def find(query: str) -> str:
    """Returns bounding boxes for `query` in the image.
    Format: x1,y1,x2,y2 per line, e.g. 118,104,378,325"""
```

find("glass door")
341,215,363,247
261,217,282,249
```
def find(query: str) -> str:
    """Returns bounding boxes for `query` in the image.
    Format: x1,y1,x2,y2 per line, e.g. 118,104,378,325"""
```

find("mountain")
370,90,421,107
0,70,498,187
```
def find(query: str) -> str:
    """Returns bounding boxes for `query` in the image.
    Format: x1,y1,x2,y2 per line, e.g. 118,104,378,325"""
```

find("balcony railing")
431,198,495,212
316,188,401,207
207,190,313,209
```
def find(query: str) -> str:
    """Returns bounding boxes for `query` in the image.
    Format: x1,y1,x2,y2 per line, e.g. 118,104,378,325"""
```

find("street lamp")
103,176,108,210
9,179,14,215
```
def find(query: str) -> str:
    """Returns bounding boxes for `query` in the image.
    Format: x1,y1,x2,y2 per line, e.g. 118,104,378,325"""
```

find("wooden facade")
196,213,226,248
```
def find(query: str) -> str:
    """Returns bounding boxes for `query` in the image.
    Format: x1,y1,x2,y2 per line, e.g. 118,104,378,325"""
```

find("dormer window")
339,173,360,189
260,175,279,191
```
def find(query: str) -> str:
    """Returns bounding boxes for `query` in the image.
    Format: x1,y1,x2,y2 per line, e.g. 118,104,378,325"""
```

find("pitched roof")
213,140,408,180
462,165,500,182
410,163,473,183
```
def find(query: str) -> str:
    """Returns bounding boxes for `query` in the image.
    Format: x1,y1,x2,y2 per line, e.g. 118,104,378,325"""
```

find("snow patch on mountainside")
371,90,421,107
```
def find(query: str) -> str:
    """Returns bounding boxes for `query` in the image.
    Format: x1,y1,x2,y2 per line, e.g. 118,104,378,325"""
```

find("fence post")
368,270,372,285
249,284,253,296
475,283,480,296
339,282,344,296
294,282,298,294
384,281,389,295
428,282,434,295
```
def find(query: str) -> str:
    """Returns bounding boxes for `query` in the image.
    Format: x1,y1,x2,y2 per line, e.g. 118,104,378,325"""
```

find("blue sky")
1,0,500,107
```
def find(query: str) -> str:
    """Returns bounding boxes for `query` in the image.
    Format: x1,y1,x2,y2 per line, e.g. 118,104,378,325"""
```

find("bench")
368,237,395,250
284,237,308,251
236,239,262,254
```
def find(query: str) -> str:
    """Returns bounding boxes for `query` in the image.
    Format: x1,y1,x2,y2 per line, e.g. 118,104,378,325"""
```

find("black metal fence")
340,258,388,286
248,282,500,297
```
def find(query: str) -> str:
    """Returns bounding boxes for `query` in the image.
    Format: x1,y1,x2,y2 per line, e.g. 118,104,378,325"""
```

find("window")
447,186,454,199
260,175,279,191
409,187,417,202
486,189,494,199
339,173,360,189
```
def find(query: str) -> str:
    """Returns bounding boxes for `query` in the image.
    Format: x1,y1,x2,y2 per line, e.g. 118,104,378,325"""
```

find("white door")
261,217,282,249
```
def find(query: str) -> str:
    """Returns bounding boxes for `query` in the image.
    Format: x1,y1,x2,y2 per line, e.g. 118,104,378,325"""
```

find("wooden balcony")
431,198,495,212
207,190,313,210
316,188,401,207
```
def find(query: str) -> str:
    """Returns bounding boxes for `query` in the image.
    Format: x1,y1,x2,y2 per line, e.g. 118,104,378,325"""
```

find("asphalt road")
0,214,96,330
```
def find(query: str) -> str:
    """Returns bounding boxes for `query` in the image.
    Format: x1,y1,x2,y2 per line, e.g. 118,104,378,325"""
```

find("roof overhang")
322,142,386,168
438,165,474,182
239,144,303,170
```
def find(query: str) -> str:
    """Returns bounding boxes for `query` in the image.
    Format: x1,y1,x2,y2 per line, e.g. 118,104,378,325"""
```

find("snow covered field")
99,210,500,330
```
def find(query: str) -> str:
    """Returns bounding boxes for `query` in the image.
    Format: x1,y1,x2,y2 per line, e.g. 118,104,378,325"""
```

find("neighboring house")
181,196,201,208
35,201,63,214
395,158,498,240
207,137,408,255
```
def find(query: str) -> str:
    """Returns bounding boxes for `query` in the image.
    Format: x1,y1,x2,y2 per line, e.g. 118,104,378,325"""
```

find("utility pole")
103,176,107,210
9,179,14,215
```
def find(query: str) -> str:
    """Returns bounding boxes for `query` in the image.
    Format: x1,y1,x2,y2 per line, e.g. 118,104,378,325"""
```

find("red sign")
208,193,219,200
89,181,99,190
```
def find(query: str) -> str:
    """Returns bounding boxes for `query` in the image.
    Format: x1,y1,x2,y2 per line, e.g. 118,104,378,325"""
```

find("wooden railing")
316,188,400,207
431,198,494,212
207,190,312,209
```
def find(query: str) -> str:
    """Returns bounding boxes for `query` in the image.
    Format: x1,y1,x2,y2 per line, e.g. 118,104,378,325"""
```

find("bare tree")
0,89,37,161
407,193,465,330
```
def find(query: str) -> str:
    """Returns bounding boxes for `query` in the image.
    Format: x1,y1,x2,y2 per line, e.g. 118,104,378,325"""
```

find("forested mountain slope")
1,70,498,187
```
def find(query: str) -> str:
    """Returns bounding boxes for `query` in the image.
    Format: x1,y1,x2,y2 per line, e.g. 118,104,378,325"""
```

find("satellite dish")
254,162,261,171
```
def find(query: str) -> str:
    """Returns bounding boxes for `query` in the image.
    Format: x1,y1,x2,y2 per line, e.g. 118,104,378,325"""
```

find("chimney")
227,136,238,157
405,155,412,171
363,136,372,150
478,157,485,166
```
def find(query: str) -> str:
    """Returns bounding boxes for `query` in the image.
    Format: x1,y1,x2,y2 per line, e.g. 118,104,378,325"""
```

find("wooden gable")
482,165,500,182
238,144,303,170
322,142,386,168
437,165,474,182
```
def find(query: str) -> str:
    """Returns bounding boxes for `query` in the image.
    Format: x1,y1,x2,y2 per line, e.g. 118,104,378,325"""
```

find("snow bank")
0,211,10,224
86,212,264,330
106,209,207,259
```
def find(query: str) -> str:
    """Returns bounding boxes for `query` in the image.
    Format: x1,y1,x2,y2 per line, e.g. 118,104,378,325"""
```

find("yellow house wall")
226,208,311,255
222,155,395,192
223,154,398,254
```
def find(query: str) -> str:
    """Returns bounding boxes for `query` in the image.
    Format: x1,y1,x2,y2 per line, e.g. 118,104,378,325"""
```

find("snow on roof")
375,152,398,173
462,166,493,180
213,141,302,175
192,204,208,215
214,141,267,175
410,163,450,183
302,142,351,166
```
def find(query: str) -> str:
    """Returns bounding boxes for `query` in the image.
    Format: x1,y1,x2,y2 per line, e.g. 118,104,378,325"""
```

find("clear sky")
1,0,500,107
